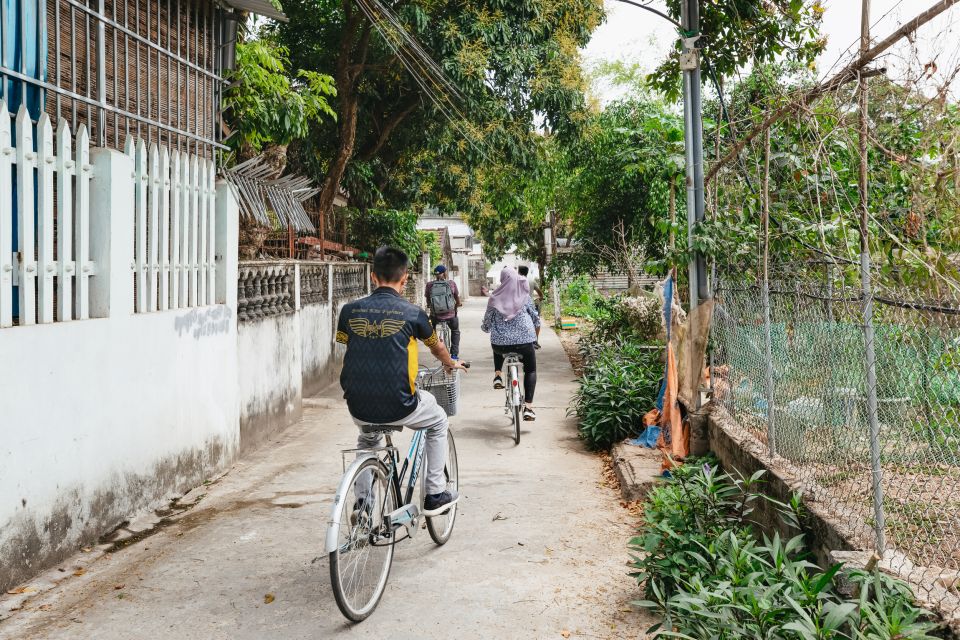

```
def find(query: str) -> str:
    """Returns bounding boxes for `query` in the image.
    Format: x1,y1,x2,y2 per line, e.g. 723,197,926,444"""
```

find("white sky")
582,0,960,103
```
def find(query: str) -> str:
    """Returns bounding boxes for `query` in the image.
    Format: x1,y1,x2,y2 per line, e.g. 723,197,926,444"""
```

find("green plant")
561,276,602,318
570,338,661,450
417,230,442,267
222,40,336,154
631,463,941,640
344,208,421,260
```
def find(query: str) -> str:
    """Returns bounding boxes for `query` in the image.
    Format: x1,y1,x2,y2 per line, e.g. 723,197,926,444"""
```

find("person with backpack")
425,265,462,360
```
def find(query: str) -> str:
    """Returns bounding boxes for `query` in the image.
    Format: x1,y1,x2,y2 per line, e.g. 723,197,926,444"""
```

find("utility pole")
544,209,561,329
680,0,707,311
680,0,707,409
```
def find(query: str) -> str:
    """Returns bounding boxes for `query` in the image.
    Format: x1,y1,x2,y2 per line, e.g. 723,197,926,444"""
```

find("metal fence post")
858,0,886,555
761,128,777,457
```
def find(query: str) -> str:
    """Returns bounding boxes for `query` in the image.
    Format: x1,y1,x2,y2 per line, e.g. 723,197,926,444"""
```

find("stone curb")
610,441,664,503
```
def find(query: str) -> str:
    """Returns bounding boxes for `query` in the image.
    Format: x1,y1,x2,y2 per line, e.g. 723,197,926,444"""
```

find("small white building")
416,213,478,300
488,248,540,283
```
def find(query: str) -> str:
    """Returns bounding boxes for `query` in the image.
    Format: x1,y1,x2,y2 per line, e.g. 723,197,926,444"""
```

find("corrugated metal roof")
224,0,287,22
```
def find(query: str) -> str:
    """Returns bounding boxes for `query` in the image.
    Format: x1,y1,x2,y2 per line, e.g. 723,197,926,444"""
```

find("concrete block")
610,441,663,502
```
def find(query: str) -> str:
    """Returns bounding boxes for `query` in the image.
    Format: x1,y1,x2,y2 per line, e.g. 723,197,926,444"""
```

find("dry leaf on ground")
560,631,571,638
264,593,275,604
72,568,86,577
5,586,36,595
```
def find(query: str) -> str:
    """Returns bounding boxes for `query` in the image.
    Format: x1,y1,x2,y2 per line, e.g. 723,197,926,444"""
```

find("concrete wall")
707,405,863,568
0,149,241,592
237,263,367,453
301,303,337,397
238,313,303,454
0,308,239,592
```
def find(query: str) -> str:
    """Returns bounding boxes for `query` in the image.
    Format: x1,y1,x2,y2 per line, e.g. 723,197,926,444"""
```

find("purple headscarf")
488,267,530,321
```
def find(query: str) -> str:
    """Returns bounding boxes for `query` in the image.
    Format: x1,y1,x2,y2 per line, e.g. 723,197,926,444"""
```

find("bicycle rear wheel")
329,457,397,622
426,430,459,545
509,366,522,445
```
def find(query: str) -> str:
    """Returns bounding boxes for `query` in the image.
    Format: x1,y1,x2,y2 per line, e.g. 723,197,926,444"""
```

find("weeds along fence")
712,274,960,611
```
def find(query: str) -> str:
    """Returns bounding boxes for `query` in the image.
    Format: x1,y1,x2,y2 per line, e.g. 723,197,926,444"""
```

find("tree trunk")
316,6,366,218
317,83,359,219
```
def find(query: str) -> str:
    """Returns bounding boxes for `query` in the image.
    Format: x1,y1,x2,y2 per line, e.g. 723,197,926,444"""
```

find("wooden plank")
178,152,189,307
57,119,74,322
16,105,36,325
170,150,180,309
188,154,198,306
134,138,147,312
0,103,11,328
158,146,169,310
36,114,55,323
197,155,206,306
147,143,160,312
75,125,90,320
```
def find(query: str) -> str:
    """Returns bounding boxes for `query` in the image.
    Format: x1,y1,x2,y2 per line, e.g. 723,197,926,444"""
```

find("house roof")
224,0,287,21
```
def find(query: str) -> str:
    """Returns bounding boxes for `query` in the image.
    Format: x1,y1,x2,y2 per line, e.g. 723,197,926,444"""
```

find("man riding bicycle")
336,247,466,516
425,264,462,360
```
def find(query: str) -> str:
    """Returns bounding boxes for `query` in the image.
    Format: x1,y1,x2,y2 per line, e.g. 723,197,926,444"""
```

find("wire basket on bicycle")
418,367,460,417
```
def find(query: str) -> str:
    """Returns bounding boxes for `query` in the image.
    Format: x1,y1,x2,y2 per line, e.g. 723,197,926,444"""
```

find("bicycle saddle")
359,424,404,434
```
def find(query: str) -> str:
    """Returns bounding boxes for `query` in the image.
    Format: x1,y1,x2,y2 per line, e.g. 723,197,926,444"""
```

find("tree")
270,0,604,218
222,39,336,172
649,0,825,98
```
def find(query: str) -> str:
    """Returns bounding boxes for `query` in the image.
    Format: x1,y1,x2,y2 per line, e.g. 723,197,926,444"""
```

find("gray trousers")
353,391,449,497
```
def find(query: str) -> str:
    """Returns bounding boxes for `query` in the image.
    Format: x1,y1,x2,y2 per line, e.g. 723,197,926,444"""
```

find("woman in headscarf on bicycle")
481,266,541,421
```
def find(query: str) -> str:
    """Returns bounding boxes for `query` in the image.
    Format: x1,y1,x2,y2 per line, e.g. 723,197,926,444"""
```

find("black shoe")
423,490,460,516
493,375,504,390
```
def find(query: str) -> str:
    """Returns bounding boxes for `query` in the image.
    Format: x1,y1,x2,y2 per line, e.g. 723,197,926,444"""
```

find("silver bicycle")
435,319,452,353
502,353,523,444
326,365,460,622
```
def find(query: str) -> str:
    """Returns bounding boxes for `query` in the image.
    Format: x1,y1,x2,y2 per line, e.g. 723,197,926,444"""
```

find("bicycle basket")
418,368,460,417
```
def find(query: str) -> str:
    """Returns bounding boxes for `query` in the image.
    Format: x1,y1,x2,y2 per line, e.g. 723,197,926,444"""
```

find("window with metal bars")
1,0,229,161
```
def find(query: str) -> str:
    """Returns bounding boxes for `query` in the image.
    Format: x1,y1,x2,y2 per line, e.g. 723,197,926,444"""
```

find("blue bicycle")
326,364,460,622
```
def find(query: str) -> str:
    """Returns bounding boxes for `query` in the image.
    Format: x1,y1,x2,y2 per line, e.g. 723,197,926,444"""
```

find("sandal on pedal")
523,406,536,421
493,375,504,390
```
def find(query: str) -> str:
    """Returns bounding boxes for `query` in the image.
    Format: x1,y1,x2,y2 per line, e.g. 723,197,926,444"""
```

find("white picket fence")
125,138,216,313
0,103,92,327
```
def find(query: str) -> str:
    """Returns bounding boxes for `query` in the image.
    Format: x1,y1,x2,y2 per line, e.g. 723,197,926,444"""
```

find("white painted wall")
0,309,239,592
300,303,336,396
0,149,241,593
488,250,541,281
238,312,303,452
236,264,368,452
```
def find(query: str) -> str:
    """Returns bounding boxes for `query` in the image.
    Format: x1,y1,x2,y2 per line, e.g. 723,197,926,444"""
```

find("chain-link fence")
712,271,960,611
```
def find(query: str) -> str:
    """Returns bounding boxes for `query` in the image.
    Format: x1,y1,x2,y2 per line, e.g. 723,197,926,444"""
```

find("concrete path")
1,298,654,640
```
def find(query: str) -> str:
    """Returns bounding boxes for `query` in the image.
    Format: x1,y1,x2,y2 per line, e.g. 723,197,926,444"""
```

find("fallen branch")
706,0,960,184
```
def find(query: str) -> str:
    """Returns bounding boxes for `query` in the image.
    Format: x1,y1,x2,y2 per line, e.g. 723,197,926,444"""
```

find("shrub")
631,462,941,640
571,338,661,450
561,276,602,318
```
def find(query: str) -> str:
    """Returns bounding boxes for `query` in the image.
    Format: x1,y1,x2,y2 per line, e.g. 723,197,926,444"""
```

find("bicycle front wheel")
329,457,397,622
426,430,459,545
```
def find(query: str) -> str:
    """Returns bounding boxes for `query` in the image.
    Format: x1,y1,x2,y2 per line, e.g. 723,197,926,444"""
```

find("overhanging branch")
706,0,960,184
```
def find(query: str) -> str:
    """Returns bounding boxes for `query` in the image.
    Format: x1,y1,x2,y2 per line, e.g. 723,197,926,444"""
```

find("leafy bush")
561,276,602,318
223,40,336,153
345,208,421,260
632,462,941,640
418,230,442,267
571,338,661,450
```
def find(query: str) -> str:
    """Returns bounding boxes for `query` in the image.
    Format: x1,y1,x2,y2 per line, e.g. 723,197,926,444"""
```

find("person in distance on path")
482,266,541,421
